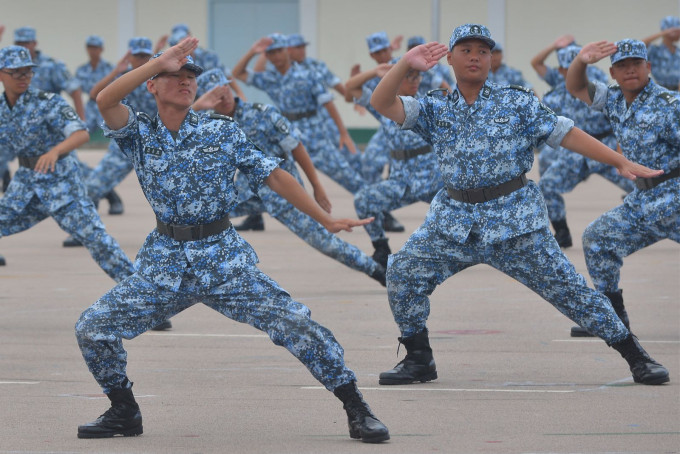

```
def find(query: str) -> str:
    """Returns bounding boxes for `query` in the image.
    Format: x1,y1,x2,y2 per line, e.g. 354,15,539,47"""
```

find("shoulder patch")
60,106,79,121
427,88,449,97
252,103,268,112
539,102,555,116
659,92,679,104
274,118,290,134
38,91,55,100
209,113,234,121
508,84,532,94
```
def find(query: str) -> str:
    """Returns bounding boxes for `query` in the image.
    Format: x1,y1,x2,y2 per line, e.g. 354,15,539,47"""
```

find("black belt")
282,110,316,121
447,173,528,204
635,167,680,190
18,153,69,169
390,145,433,161
156,214,232,241
588,130,614,141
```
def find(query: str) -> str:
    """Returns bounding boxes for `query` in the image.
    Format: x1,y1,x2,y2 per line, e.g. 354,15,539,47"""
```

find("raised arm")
566,40,617,105
97,37,199,130
345,63,392,100
371,42,447,124
89,51,131,99
231,37,272,82
531,34,574,78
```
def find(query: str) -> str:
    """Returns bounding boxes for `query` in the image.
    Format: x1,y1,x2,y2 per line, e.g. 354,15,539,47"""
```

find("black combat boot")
382,211,405,232
379,328,437,385
78,382,143,438
234,214,264,231
333,381,390,443
62,235,83,247
105,190,124,215
551,218,572,248
369,263,386,287
0,253,5,266
1,169,10,192
151,320,172,331
610,335,669,385
371,238,391,269
571,290,630,337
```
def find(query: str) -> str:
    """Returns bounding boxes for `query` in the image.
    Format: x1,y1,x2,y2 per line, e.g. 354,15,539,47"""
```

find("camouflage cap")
86,35,104,47
129,37,153,55
150,52,204,78
266,33,289,52
366,31,390,53
13,27,36,43
0,45,37,69
169,29,189,47
172,23,190,34
610,39,647,65
492,42,503,52
196,68,230,97
557,44,581,68
448,24,495,50
287,33,308,47
407,36,426,49
660,16,680,30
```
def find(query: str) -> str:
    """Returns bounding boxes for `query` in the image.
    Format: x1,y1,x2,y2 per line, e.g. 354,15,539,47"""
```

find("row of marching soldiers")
0,17,677,443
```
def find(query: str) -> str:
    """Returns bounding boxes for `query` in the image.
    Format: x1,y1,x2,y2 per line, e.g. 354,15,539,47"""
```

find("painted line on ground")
301,386,577,393
143,333,268,338
0,381,40,385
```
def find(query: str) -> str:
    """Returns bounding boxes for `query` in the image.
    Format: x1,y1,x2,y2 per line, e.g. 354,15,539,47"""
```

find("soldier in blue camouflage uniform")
346,63,443,268
370,25,669,387
537,45,634,248
75,35,114,134
232,34,366,198
642,16,680,91
487,42,533,90
566,39,680,338
193,68,385,285
75,38,389,443
0,45,133,279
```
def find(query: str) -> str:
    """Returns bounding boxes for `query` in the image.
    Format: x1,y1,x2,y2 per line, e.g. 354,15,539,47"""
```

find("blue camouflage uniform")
75,36,114,133
245,34,364,194
356,76,390,184
647,16,680,91
84,37,158,204
195,69,382,279
386,26,631,344
582,40,680,293
538,45,634,224
353,84,443,241
0,46,133,282
75,100,357,393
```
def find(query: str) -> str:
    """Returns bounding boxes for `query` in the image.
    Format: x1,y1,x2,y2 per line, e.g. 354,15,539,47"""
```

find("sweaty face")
447,39,491,85
609,58,651,94
148,68,198,108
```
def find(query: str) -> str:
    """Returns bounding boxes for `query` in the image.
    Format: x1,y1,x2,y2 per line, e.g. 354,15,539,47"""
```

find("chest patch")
145,147,162,156
494,116,510,124
202,145,220,153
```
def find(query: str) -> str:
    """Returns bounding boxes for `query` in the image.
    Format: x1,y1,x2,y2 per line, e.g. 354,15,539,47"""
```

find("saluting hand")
157,37,199,73
403,42,448,72
251,37,273,54
578,41,618,65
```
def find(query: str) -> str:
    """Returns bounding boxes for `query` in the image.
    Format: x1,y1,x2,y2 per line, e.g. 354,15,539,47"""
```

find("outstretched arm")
345,63,392,100
90,51,131,99
265,168,371,232
291,143,331,213
324,100,357,154
97,37,199,130
372,42,447,124
560,128,663,180
566,40,617,105
35,129,89,174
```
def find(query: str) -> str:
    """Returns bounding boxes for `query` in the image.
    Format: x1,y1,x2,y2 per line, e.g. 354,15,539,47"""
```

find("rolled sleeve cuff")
278,136,299,153
355,86,372,107
400,95,420,130
245,69,256,86
64,122,87,138
590,81,608,111
317,92,333,107
545,116,574,149
101,105,136,139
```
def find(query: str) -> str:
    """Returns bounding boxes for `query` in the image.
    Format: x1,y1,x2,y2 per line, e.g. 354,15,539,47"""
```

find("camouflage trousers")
359,128,390,184
75,270,357,393
354,178,440,241
583,202,680,292
387,219,630,345
230,185,379,276
85,141,133,202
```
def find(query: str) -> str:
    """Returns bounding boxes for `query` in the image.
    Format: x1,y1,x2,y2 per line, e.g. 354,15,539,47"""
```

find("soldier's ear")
146,79,156,95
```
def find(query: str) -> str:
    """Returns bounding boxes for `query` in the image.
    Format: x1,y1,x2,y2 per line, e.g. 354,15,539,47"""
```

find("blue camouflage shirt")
31,51,80,94
487,64,532,89
542,82,611,136
75,59,114,131
590,79,680,221
125,82,158,117
647,43,680,89
102,106,282,290
0,87,87,210
542,65,608,89
399,82,574,244
298,57,341,89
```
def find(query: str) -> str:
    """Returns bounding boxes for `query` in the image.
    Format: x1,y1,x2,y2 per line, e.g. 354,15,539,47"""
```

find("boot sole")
379,371,437,385
77,425,143,438
633,373,670,385
349,428,390,443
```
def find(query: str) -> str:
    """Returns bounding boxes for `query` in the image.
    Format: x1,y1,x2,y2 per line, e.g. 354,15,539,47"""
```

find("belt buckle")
171,225,195,241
